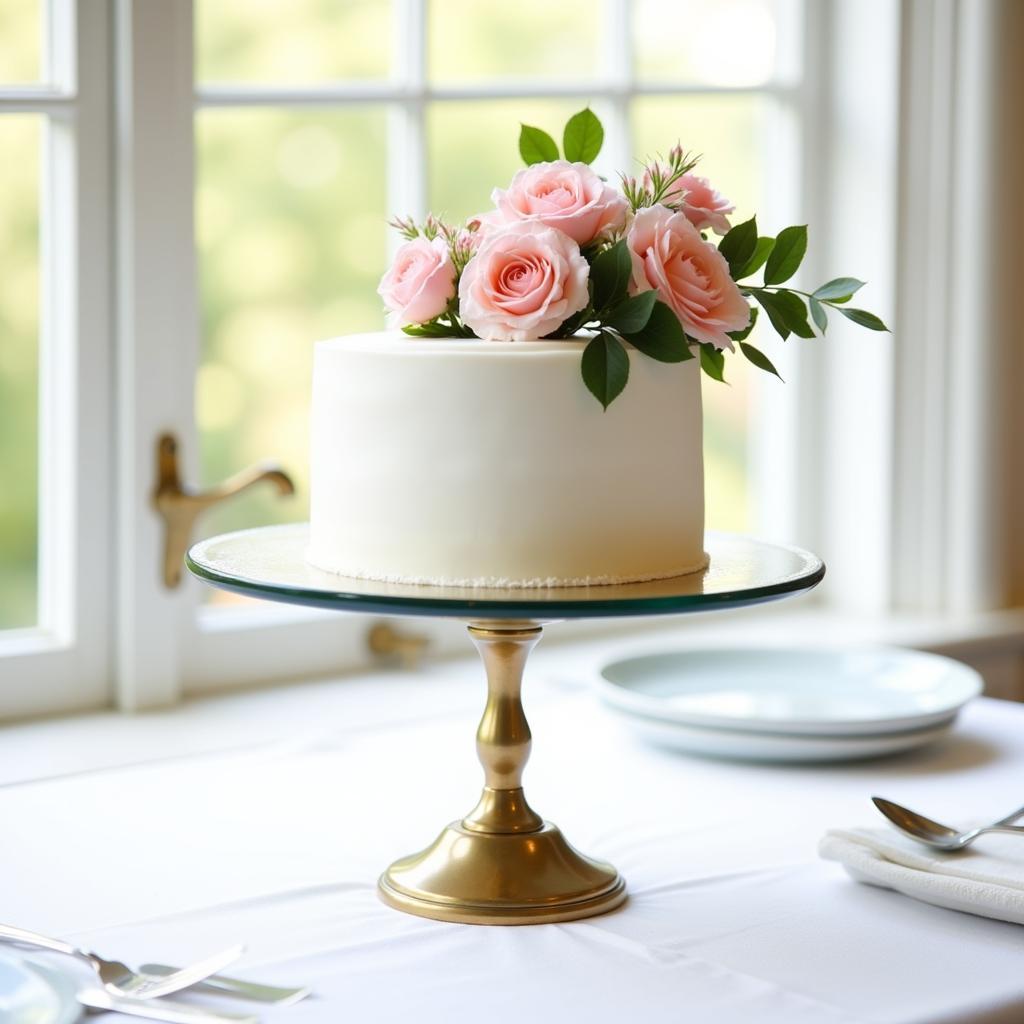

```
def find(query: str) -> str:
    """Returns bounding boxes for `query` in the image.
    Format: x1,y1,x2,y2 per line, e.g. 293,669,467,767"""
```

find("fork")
0,923,244,1000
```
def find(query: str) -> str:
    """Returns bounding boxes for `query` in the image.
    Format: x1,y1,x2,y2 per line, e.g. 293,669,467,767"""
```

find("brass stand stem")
463,625,544,834
378,622,626,925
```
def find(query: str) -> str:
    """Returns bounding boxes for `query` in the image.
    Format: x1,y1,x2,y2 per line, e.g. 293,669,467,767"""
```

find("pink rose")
643,167,734,235
627,204,750,351
490,161,629,246
377,236,456,326
676,173,735,235
458,222,590,342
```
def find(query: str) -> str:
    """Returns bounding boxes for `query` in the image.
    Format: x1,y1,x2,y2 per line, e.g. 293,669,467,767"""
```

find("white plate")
614,712,955,763
598,647,982,736
0,951,81,1024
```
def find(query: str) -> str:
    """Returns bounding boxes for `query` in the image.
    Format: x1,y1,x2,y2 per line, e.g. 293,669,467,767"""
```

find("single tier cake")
306,331,707,587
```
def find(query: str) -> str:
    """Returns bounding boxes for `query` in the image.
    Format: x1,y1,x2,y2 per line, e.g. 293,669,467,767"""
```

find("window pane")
428,99,607,222
633,95,772,533
428,0,600,83
195,108,387,602
0,116,39,629
196,0,391,84
634,0,787,86
0,0,42,83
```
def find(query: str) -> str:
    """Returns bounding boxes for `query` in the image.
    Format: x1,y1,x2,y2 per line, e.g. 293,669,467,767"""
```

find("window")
0,1,111,717
4,1,1015,720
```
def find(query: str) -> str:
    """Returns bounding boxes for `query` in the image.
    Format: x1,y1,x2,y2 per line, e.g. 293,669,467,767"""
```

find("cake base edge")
303,549,710,589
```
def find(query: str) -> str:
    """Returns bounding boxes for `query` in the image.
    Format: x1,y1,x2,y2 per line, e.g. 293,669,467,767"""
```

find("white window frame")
0,0,112,717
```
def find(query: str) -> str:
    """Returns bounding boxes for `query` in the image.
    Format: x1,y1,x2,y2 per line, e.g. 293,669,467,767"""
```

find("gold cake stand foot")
378,623,626,925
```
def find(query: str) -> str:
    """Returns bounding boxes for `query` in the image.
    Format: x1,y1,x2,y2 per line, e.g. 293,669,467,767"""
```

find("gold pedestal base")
379,820,626,925
378,623,627,925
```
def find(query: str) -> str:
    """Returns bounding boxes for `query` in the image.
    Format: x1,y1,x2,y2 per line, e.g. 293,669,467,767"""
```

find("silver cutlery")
872,795,1024,851
80,987,258,1024
140,963,310,1006
0,923,244,1000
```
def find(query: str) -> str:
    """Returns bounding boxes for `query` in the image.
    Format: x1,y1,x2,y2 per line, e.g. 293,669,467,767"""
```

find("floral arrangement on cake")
379,108,887,408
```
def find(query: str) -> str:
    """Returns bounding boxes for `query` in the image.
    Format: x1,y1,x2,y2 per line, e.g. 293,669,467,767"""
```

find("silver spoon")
872,796,1024,851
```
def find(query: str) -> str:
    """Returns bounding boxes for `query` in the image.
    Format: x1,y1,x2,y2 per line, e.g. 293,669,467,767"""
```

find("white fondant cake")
307,331,706,587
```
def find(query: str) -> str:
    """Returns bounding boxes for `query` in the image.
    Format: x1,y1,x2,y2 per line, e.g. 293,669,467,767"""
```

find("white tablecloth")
3,635,1023,1024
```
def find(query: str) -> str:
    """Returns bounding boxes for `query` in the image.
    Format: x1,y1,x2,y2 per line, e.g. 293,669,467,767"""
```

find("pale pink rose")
490,161,629,246
643,166,734,235
676,173,735,235
458,222,590,342
377,236,456,326
627,204,750,351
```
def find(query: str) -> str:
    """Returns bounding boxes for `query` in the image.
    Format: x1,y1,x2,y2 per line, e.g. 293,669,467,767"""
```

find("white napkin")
819,826,1024,926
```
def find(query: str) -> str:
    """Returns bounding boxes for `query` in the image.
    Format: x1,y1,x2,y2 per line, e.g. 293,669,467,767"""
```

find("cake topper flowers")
379,108,888,408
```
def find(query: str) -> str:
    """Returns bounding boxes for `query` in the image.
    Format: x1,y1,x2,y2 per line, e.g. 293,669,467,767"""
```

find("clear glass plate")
187,525,824,621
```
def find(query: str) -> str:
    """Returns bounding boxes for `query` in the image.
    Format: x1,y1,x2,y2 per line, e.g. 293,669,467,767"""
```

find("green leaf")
734,237,775,280
581,331,630,409
624,300,693,362
812,277,865,302
748,290,789,340
739,342,783,380
763,224,807,285
838,307,889,331
518,124,559,165
606,291,658,333
402,321,457,338
772,290,815,338
809,296,828,333
562,108,604,164
750,289,814,339
718,216,758,278
726,306,758,343
589,240,632,311
699,343,727,383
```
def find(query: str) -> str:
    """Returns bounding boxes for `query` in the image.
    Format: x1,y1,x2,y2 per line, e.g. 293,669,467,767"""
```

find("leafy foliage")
626,302,693,363
763,225,807,285
809,296,828,333
589,240,632,311
562,108,603,164
718,217,758,278
384,106,890,407
735,237,775,280
813,277,864,303
606,291,658,334
582,331,630,409
837,307,889,331
739,341,782,379
518,124,559,165
699,344,727,383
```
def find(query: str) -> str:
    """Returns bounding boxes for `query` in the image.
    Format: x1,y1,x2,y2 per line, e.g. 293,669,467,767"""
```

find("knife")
79,987,259,1024
139,964,310,1006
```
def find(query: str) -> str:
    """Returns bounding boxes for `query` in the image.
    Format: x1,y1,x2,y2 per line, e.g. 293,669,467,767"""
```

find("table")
2,633,1023,1024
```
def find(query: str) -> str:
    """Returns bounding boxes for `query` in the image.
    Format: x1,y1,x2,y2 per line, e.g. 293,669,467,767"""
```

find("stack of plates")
597,647,983,763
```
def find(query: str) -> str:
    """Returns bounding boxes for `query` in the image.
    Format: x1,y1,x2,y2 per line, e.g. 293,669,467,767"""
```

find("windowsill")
2,602,1023,789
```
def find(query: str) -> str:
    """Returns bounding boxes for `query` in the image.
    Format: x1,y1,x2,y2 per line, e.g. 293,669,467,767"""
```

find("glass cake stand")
187,523,824,926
